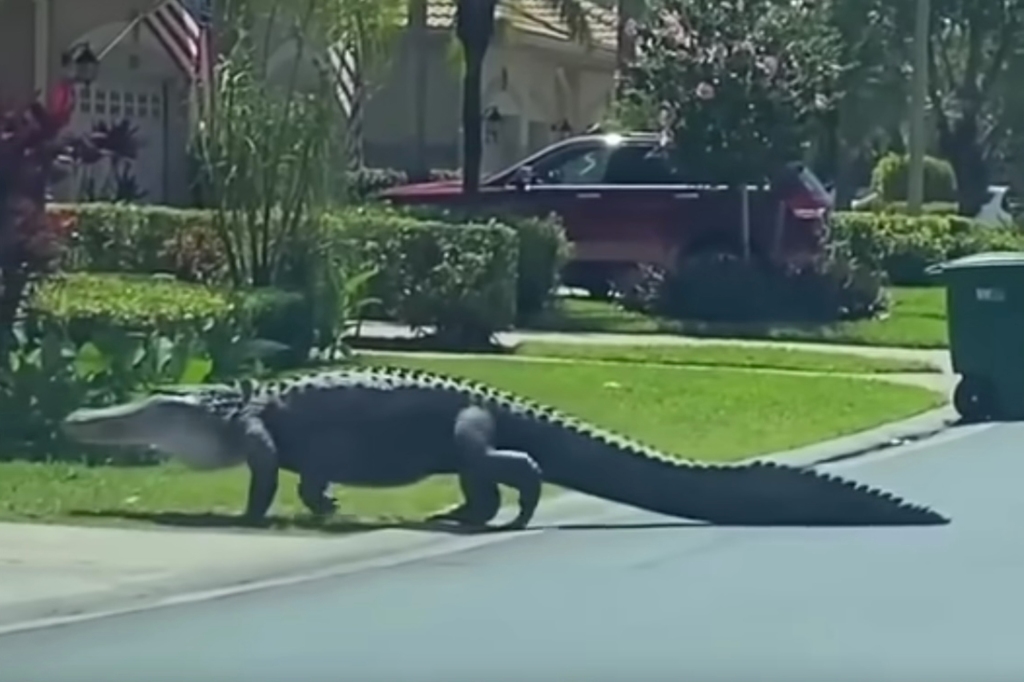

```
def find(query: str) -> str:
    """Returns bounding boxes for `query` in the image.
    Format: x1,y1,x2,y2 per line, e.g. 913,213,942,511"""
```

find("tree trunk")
461,49,485,195
408,0,429,182
0,268,27,359
939,117,990,217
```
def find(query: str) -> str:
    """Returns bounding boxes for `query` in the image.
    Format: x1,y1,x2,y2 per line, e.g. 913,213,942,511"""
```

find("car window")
531,145,612,185
602,144,683,184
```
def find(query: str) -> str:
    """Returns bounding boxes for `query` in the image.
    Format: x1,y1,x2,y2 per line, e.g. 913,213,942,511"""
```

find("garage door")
69,81,168,203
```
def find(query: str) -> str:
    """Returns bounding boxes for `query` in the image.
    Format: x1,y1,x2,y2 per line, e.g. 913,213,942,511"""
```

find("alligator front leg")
428,406,542,530
240,417,281,526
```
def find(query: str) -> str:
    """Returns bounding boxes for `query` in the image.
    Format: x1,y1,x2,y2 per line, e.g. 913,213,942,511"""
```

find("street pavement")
0,420,1019,682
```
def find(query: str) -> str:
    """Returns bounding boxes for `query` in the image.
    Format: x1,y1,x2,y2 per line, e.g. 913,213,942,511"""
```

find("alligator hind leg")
297,470,337,518
427,406,542,530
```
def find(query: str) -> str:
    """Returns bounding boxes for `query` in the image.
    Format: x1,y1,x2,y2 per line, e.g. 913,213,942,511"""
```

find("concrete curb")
0,403,960,635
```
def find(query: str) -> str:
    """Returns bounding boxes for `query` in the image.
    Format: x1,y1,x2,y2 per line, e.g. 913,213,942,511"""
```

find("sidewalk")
353,320,953,372
353,320,956,393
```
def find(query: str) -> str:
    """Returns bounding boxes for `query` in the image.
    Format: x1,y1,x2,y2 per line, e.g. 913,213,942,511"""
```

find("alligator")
61,365,949,529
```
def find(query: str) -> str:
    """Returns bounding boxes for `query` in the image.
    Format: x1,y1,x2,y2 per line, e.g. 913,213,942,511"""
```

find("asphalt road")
0,422,1021,682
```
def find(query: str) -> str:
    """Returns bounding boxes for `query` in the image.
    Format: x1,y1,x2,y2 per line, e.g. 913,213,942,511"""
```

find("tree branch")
979,12,1018,100
927,39,951,137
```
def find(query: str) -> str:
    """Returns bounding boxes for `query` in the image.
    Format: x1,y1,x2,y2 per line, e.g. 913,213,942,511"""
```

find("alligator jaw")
62,397,167,447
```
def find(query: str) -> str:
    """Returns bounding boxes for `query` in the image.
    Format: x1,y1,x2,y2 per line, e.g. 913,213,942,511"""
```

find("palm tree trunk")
461,48,485,195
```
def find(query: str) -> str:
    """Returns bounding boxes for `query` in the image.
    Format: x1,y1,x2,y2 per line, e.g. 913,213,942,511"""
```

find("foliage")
915,0,1024,215
67,119,145,203
825,0,911,204
324,206,518,344
623,0,844,185
396,204,571,320
854,200,960,216
0,272,299,460
192,0,347,288
51,202,226,283
870,152,958,204
343,167,461,202
830,211,1024,285
0,83,120,355
622,251,887,324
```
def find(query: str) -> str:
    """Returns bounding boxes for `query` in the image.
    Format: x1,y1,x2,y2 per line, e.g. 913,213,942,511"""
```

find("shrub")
325,206,517,345
344,167,462,202
870,153,958,204
50,202,225,283
829,211,1024,285
641,252,886,324
396,205,571,320
874,201,959,216
0,272,300,460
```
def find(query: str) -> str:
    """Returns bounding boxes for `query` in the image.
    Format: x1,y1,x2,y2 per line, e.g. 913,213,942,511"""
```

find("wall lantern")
483,105,503,143
61,42,100,85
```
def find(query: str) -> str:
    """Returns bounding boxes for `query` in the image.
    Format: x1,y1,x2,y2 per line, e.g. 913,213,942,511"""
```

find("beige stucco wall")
6,0,616,202
0,0,35,103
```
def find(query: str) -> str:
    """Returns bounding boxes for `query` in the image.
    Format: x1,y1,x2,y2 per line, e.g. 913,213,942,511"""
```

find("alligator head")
61,388,248,470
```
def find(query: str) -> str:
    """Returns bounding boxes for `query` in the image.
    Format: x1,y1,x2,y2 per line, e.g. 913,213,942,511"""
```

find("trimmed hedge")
51,202,225,283
3,272,300,460
324,206,518,343
395,205,571,320
830,211,1024,286
27,272,296,373
345,167,461,202
870,153,958,203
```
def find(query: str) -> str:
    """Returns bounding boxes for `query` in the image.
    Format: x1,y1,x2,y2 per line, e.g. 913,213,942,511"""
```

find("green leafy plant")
829,211,1024,285
325,206,518,346
0,320,216,461
870,152,958,204
626,250,887,324
398,205,570,321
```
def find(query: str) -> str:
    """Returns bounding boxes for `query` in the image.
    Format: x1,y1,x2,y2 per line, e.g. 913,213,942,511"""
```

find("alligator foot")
426,502,494,528
298,473,337,518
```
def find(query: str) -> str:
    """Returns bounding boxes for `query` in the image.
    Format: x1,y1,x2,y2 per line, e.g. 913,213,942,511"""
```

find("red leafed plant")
0,81,114,355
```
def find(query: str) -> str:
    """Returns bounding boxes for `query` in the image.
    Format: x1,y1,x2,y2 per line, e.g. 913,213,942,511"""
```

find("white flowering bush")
621,0,844,184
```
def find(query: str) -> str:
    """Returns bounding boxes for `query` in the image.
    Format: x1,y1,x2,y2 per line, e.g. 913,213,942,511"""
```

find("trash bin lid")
927,251,1024,275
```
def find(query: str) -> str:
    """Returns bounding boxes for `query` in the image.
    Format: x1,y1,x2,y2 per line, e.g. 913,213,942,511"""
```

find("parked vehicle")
380,132,834,297
849,185,1015,227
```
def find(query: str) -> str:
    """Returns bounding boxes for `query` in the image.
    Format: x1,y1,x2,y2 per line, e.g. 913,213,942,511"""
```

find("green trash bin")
927,251,1024,422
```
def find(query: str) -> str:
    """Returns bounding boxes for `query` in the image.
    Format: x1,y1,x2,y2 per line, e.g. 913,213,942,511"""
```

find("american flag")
322,42,364,167
143,0,215,119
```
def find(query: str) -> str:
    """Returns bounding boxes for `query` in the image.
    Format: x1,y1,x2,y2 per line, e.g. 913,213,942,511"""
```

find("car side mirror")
512,165,535,190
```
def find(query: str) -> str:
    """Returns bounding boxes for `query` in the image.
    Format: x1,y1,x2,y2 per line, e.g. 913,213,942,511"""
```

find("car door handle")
673,192,699,199
575,192,602,199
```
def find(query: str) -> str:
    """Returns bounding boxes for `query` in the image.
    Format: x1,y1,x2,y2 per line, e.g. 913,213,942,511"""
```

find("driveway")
0,420,1017,681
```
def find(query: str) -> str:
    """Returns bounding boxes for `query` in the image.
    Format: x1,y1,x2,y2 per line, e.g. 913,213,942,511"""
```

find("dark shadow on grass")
68,509,512,535
344,334,513,355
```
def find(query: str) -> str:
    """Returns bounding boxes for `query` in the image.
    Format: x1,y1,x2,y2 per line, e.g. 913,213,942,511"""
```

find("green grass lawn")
524,287,950,349
0,354,944,532
514,341,941,374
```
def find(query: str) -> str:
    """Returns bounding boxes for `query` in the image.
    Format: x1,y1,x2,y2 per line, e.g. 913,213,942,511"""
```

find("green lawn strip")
0,356,944,531
513,341,941,374
523,287,950,349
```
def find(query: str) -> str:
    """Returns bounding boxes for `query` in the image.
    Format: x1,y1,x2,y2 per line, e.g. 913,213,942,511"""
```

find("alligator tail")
516,414,949,526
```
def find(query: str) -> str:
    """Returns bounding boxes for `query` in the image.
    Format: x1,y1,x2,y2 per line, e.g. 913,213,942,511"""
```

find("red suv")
381,132,833,296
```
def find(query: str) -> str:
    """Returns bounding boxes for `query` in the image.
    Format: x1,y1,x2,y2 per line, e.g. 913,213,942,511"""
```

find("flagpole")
96,0,166,60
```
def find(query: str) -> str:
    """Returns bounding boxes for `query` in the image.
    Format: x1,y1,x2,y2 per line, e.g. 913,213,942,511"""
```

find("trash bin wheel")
953,374,995,422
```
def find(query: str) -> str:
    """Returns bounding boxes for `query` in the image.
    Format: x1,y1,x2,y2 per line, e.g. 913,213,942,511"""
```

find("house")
0,0,618,206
